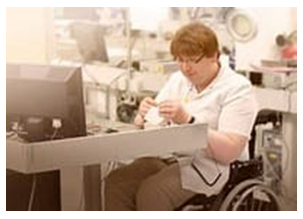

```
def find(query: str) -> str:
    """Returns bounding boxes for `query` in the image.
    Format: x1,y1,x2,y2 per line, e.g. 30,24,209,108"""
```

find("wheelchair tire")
219,179,282,211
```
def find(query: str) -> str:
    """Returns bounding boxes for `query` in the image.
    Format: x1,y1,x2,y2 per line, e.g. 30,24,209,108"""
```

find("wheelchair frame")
178,156,282,211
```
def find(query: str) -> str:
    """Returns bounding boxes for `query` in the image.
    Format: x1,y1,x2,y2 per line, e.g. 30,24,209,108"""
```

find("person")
104,21,258,211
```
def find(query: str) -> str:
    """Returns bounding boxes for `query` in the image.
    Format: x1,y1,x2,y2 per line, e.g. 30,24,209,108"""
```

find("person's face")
176,53,218,86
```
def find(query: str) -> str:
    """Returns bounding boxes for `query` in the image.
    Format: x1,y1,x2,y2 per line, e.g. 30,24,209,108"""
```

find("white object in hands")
144,106,165,126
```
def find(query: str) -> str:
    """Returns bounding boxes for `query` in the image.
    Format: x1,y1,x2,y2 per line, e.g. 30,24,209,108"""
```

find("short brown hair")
170,22,219,59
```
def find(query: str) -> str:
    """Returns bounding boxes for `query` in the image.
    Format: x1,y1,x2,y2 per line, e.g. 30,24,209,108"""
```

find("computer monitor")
6,63,87,142
70,21,109,63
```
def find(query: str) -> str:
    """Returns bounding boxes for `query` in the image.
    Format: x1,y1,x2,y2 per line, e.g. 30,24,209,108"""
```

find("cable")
27,174,37,211
50,128,59,140
100,161,124,210
50,119,62,140
77,177,85,211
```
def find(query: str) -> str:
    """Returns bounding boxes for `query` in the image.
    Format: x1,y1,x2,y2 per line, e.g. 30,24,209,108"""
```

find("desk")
253,87,289,112
7,123,207,210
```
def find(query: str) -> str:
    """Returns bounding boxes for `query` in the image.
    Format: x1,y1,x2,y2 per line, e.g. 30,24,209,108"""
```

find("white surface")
6,123,207,173
253,87,297,115
130,7,169,32
134,72,170,92
144,106,164,125
7,123,207,210
6,7,54,64
282,114,297,208
253,87,289,113
235,7,296,71
82,64,127,86
290,91,297,114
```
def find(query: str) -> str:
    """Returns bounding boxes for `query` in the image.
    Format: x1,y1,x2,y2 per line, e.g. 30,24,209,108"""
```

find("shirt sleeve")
144,72,181,125
218,82,258,137
154,72,181,103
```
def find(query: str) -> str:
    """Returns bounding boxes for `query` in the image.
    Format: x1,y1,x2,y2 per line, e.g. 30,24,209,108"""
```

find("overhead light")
226,8,257,42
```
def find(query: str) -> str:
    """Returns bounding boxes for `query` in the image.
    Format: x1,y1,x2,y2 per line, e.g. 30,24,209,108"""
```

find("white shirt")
144,63,258,195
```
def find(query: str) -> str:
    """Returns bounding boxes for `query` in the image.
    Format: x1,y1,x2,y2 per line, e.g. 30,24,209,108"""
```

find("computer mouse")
104,128,119,134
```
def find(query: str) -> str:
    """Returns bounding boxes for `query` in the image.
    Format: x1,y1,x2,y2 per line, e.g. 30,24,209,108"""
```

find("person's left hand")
158,100,190,124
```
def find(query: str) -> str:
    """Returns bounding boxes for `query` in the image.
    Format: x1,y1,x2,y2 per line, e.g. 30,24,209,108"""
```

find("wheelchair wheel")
219,179,282,211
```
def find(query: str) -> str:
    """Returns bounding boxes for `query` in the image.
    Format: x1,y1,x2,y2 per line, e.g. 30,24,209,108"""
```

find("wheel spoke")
220,180,281,211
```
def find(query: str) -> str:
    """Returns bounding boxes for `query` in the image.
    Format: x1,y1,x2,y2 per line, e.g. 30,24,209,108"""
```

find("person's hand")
134,97,157,128
158,100,191,124
138,97,157,118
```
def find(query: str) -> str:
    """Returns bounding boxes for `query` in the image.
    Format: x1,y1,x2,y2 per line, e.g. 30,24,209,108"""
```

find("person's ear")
210,52,219,62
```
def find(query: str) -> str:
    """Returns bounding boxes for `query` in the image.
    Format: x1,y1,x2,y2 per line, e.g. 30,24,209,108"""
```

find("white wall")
235,7,297,71
6,7,55,64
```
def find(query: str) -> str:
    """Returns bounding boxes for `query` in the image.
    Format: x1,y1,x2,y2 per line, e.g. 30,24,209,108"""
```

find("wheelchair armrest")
228,156,263,186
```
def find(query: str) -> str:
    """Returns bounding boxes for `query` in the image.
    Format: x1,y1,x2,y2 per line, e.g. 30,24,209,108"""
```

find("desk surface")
253,87,296,114
7,123,207,174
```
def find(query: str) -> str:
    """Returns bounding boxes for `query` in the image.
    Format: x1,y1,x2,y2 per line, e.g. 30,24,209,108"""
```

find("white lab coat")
144,63,258,195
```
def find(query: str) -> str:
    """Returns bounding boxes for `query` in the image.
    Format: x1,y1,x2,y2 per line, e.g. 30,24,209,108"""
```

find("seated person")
104,21,258,211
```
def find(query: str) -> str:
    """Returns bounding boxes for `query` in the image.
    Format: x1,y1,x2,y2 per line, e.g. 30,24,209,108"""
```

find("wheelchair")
177,156,282,211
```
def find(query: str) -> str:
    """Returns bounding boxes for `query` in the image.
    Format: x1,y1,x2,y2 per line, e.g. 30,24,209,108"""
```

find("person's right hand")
138,97,157,118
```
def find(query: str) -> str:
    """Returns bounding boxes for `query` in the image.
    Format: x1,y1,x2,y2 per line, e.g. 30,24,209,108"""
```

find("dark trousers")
104,157,196,211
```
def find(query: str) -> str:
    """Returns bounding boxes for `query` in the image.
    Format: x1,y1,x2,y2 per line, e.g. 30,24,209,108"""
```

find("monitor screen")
6,63,87,142
70,21,109,63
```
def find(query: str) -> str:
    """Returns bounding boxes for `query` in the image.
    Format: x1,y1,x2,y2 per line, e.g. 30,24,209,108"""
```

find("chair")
178,155,282,210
